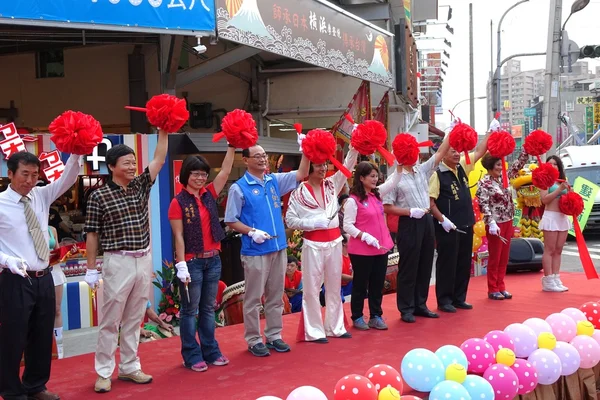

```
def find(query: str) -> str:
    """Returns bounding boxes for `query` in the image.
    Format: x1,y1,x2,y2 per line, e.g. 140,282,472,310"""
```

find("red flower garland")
49,111,103,155
531,163,559,190
524,129,553,164
351,120,395,165
487,131,516,188
212,109,258,148
302,129,352,178
392,133,419,166
125,94,189,132
559,191,584,216
449,122,478,164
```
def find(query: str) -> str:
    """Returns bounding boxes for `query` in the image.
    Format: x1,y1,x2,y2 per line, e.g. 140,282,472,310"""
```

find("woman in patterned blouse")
476,149,529,300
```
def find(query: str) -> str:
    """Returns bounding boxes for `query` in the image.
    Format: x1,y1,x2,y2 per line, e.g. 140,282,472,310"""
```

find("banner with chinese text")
568,177,600,237
372,92,390,162
332,81,370,162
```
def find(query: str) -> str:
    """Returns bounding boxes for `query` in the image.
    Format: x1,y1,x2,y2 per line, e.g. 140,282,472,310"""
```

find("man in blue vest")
225,144,309,357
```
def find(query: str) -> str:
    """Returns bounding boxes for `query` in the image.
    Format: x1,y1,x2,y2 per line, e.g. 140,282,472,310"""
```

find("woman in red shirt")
285,256,303,313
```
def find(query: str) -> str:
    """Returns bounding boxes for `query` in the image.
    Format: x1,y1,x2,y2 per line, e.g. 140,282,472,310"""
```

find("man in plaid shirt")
84,129,168,393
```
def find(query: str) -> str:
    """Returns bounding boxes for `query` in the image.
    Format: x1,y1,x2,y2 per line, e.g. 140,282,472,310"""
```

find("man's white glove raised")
488,118,501,132
84,269,100,289
175,261,191,283
4,256,27,278
297,133,306,152
410,208,427,219
248,229,269,244
312,217,330,230
440,216,457,233
488,220,500,236
360,232,381,249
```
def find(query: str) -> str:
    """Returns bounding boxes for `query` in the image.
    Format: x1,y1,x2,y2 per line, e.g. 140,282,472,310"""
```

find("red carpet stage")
46,272,599,399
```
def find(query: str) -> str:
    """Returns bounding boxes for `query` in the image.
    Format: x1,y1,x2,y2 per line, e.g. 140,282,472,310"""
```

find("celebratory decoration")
392,133,433,166
460,338,495,374
348,117,395,165
429,380,471,400
152,260,181,326
531,163,559,190
48,111,103,155
553,341,581,376
287,386,328,400
523,129,553,165
504,323,538,358
126,94,189,132
483,330,515,353
333,374,378,400
212,109,259,148
434,345,468,370
495,348,516,367
537,332,557,350
401,348,445,392
444,363,467,384
483,364,519,400
461,375,494,399
449,120,478,164
365,364,403,393
580,302,600,328
487,131,515,188
546,313,577,342
511,360,538,395
302,129,352,178
577,321,595,336
570,335,600,368
377,387,400,400
527,349,562,385
511,165,544,240
561,307,587,324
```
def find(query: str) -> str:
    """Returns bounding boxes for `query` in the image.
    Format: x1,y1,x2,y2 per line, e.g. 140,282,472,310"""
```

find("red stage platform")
47,272,599,399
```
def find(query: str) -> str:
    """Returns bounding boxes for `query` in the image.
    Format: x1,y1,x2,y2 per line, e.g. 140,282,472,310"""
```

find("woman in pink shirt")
343,162,401,331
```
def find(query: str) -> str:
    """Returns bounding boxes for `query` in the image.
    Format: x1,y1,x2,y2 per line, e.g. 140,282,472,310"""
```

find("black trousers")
349,253,388,321
435,224,474,307
396,214,435,315
0,271,55,400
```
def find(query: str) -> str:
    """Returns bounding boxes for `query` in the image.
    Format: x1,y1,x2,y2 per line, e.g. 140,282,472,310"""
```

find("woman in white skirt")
539,155,570,292
49,226,67,358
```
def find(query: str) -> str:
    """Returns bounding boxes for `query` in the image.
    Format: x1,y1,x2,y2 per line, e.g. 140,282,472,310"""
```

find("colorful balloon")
545,313,577,342
523,317,553,337
434,345,468,370
473,221,486,237
504,323,538,358
460,338,495,374
377,387,400,400
537,332,557,350
570,335,600,369
445,363,467,384
333,376,377,400
365,364,403,393
593,330,600,347
577,320,595,336
553,341,581,376
429,380,472,400
462,375,494,399
511,360,538,395
400,349,445,392
483,330,515,353
257,397,283,400
527,349,562,385
287,387,328,400
561,307,587,324
483,364,519,400
496,348,516,367
472,235,482,253
580,302,600,329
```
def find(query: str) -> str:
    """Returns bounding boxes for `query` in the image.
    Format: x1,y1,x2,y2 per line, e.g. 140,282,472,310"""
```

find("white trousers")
300,240,346,340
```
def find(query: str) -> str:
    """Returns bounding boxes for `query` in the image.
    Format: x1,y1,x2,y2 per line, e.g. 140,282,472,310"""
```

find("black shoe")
337,332,352,338
453,301,473,310
401,313,416,323
248,343,270,357
266,339,291,352
438,304,457,313
414,308,440,318
309,338,329,344
500,291,513,299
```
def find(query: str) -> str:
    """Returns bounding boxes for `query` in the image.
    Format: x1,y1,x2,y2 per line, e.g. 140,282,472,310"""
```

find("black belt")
27,267,52,278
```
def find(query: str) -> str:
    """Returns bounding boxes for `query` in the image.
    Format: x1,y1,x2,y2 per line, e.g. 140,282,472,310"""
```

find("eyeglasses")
190,171,209,179
247,153,268,160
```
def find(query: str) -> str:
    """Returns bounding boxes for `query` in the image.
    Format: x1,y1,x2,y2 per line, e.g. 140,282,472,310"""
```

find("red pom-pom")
559,191,584,216
302,129,336,164
351,120,387,155
487,131,515,158
523,130,553,156
217,109,258,149
392,133,419,166
532,163,559,190
145,94,189,132
49,111,103,155
449,122,478,153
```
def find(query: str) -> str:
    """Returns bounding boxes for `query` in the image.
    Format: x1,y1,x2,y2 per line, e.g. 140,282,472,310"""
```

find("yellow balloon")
577,320,595,336
472,235,482,253
445,363,467,384
468,160,487,197
538,332,557,350
473,220,486,237
378,386,401,400
496,348,516,367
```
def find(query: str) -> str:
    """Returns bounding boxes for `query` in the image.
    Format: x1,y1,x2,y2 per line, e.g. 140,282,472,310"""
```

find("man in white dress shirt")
0,151,81,400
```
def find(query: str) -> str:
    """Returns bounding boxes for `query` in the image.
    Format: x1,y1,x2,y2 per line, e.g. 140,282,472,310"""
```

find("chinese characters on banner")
372,92,390,149
594,102,600,126
332,81,371,162
568,177,600,237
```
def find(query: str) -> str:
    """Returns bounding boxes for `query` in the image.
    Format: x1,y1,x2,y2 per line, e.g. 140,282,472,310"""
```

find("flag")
371,92,390,164
332,81,371,161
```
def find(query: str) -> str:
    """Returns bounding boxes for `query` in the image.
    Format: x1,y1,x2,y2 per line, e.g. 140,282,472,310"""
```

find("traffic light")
580,45,600,59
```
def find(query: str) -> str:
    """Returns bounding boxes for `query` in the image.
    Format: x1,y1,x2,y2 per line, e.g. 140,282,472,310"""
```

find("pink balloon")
570,335,600,369
257,397,283,400
460,338,495,374
511,360,538,395
479,244,489,253
483,364,519,400
287,386,328,400
484,330,515,353
553,341,581,375
593,330,600,347
527,349,562,385
545,313,577,342
561,307,587,324
523,318,553,337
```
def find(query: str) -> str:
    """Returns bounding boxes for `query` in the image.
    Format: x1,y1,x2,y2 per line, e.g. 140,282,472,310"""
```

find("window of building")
35,49,65,78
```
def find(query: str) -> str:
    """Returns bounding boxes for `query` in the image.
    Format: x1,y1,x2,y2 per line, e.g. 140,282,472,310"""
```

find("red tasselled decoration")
351,120,395,165
392,133,433,166
125,94,189,132
531,163,558,190
212,109,258,148
302,129,352,178
449,121,478,164
48,111,103,155
487,131,516,188
524,129,553,165
559,191,598,279
294,123,303,135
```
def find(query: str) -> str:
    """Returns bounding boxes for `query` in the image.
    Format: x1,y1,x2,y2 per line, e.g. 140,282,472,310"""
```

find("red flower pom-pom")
532,163,559,190
392,133,419,166
302,129,336,164
145,94,189,132
488,131,516,158
351,120,387,155
559,191,584,216
217,109,258,148
49,111,103,155
449,122,478,164
524,130,553,156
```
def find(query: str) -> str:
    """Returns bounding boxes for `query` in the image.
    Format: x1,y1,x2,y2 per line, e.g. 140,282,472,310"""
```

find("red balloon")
365,364,403,393
334,374,378,400
580,301,600,329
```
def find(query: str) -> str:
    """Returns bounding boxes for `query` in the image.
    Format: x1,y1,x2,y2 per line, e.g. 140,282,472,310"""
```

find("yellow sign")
577,96,595,105
594,102,600,125
568,177,600,237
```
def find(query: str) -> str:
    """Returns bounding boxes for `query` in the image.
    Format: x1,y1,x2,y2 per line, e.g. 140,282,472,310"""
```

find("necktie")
20,196,49,263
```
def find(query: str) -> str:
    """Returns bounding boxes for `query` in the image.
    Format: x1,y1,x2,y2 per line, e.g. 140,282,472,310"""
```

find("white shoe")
542,275,562,292
553,274,568,291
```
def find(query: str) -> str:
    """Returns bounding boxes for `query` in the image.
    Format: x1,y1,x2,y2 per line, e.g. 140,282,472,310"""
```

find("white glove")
409,208,427,219
488,118,500,132
175,261,191,283
297,133,306,151
3,256,27,278
84,269,100,289
440,216,457,233
312,217,330,230
489,221,500,236
248,229,269,244
360,232,381,249
449,119,458,131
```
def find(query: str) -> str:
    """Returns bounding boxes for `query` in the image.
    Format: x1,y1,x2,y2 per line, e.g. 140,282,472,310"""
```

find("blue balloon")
435,345,468,369
429,380,472,400
401,348,445,393
462,375,495,400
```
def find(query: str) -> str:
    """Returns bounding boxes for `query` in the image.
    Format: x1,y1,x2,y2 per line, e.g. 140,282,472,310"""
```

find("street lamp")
562,0,590,30
451,96,486,114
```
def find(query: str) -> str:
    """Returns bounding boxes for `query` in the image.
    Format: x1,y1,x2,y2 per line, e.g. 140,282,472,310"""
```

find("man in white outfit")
285,146,358,343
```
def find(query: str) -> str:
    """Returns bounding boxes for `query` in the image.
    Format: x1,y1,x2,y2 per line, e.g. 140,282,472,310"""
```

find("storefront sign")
215,0,394,88
586,106,594,134
594,102,600,126
0,0,215,35
568,177,600,237
39,150,65,183
85,138,114,171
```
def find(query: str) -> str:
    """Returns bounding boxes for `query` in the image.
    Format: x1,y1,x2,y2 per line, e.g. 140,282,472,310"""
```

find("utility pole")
542,0,563,155
489,20,494,127
469,3,475,127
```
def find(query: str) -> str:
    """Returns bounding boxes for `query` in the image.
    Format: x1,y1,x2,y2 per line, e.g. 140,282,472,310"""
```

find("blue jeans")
179,256,222,366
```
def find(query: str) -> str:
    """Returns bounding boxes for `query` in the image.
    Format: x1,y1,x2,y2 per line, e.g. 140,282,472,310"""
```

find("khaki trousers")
241,249,287,347
95,252,152,378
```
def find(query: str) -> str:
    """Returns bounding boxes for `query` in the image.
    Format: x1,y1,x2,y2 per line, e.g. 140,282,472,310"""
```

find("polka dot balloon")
377,387,400,400
579,301,600,329
523,317,553,337
553,341,581,375
397,396,423,400
460,338,495,374
333,375,377,400
256,397,283,400
434,345,468,369
483,330,515,353
511,360,538,395
561,307,587,324
545,313,577,342
483,364,519,400
593,330,600,347
570,334,600,369
429,380,472,400
462,375,494,400
527,348,562,385
287,386,328,400
365,364,403,394
504,323,538,358
400,348,445,392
